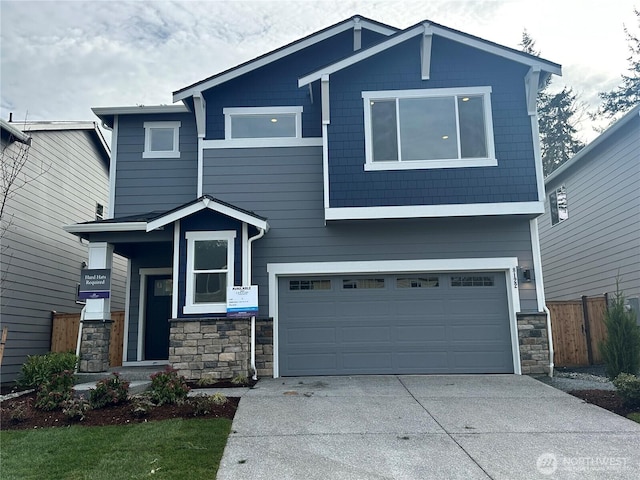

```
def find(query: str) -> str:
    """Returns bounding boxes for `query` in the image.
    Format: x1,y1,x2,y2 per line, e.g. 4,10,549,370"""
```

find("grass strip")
1,417,231,480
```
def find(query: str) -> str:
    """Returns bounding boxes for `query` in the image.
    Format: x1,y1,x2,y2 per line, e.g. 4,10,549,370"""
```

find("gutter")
247,227,266,381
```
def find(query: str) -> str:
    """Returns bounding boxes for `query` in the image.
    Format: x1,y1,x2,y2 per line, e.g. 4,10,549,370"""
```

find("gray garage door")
278,272,513,376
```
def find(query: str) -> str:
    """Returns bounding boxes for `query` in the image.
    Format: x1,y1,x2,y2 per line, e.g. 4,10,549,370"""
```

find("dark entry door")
144,275,172,360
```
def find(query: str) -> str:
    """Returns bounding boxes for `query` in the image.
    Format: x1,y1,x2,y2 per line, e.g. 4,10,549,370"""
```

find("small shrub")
130,394,155,417
191,392,228,416
600,284,640,379
5,403,28,424
62,397,91,421
231,374,249,386
35,370,75,411
89,373,130,408
613,373,640,409
147,366,190,406
18,351,78,388
196,375,215,387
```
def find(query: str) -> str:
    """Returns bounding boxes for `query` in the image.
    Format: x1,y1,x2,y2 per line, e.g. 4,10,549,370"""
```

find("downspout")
247,227,266,381
544,305,554,377
74,305,87,374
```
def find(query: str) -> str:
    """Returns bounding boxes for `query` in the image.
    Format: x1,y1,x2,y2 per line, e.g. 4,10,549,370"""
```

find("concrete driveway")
217,375,640,479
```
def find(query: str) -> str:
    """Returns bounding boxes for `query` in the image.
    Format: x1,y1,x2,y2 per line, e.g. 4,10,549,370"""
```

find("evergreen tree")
519,31,584,176
593,9,640,120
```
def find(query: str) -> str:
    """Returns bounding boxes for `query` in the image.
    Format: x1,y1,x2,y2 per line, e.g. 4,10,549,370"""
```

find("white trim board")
325,202,545,221
146,196,269,232
201,137,322,149
267,258,522,378
137,268,172,362
64,222,147,233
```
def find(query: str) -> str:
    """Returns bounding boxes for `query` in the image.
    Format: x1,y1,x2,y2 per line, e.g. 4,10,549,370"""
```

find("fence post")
581,295,594,365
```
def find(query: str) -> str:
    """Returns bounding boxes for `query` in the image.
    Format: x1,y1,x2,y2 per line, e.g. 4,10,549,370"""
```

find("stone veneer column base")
517,312,551,376
78,320,112,373
169,318,254,381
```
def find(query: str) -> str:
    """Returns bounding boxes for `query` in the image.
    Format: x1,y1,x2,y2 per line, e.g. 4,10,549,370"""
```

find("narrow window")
342,278,385,289
549,185,569,225
289,280,331,291
224,107,302,139
396,277,439,288
95,203,104,221
451,276,494,287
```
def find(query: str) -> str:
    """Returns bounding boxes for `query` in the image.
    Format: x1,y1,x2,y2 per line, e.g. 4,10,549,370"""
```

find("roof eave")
545,104,640,186
299,22,561,87
172,16,398,102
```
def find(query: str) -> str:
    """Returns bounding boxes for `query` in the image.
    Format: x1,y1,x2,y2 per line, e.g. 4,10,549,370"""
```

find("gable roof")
146,195,269,232
64,195,269,237
172,15,397,102
299,19,562,87
545,104,640,186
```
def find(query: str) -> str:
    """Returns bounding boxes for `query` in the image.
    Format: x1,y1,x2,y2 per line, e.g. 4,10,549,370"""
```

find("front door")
144,275,172,360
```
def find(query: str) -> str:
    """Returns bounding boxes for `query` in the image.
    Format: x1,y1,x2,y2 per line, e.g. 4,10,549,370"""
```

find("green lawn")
0,418,232,480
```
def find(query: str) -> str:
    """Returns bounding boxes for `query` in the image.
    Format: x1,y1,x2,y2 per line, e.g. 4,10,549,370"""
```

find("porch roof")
63,195,269,237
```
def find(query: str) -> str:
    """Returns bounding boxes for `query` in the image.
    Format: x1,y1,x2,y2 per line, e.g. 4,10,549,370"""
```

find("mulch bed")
1,392,239,431
568,389,637,417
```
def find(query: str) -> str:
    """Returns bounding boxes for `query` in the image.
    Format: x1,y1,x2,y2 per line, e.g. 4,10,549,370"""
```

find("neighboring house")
0,120,126,384
539,105,639,310
65,15,562,379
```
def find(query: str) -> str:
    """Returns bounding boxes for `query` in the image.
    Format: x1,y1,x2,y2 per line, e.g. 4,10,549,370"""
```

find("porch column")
79,242,114,372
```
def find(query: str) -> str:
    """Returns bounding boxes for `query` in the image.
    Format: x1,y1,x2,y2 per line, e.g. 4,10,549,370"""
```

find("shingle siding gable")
327,35,538,207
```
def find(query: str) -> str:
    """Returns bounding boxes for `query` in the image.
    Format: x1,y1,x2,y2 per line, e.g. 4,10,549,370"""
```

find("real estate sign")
227,286,258,318
78,269,111,299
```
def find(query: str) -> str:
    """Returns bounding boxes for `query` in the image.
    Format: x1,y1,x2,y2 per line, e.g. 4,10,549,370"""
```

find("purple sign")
79,269,111,300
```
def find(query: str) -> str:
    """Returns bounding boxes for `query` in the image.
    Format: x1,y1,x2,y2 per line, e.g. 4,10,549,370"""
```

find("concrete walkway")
218,375,640,480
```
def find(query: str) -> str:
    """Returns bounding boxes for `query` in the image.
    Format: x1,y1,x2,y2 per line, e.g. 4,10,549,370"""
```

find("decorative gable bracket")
525,67,541,116
421,23,433,80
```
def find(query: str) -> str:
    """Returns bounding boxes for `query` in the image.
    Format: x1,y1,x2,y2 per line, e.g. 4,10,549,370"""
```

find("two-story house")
65,16,561,379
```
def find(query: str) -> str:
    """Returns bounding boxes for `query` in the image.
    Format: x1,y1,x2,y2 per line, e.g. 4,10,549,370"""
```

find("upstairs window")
95,203,104,221
224,107,302,139
362,87,496,170
184,230,236,314
549,185,568,225
143,121,180,158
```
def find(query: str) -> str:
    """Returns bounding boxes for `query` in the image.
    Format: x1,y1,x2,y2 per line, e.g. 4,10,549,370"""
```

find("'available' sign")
227,286,258,318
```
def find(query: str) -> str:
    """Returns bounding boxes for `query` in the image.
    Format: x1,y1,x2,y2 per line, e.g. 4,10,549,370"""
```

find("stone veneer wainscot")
168,317,273,381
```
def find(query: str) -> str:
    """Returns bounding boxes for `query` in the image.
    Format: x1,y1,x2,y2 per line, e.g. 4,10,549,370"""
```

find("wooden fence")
51,312,125,367
547,295,608,367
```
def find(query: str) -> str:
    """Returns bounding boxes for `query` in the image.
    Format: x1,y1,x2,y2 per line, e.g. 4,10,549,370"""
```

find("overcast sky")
1,0,636,143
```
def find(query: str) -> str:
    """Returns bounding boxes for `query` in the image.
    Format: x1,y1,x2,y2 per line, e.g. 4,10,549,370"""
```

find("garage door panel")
285,353,337,373
396,325,447,341
341,326,391,343
395,351,449,369
449,324,507,341
343,352,393,370
337,300,393,316
286,326,336,344
283,301,336,320
278,273,513,376
393,299,446,315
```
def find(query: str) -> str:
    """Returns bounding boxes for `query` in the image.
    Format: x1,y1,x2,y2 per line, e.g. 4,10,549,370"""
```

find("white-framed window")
143,121,181,158
362,87,496,170
549,184,568,225
223,107,302,140
184,230,236,314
